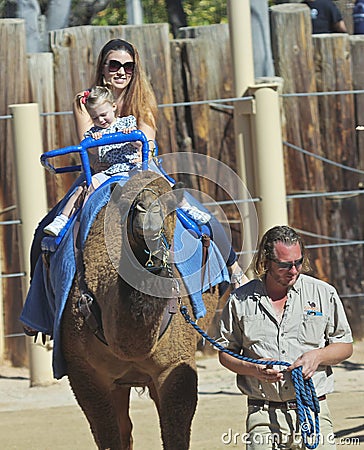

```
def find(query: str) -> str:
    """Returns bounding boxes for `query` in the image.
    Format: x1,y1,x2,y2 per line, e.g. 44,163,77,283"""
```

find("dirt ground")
0,341,363,450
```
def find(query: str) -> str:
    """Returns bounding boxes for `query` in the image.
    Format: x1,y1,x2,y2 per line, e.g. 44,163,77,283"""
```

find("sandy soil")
0,341,363,449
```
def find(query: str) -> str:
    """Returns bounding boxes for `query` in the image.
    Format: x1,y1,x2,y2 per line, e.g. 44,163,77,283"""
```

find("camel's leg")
112,386,133,450
67,369,122,450
156,363,198,450
148,381,160,412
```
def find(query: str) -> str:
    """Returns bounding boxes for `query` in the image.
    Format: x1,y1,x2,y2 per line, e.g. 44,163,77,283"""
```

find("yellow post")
9,103,54,386
252,86,288,234
227,0,257,273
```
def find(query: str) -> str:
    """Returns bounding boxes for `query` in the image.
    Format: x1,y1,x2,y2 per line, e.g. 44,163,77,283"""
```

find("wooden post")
9,103,54,386
270,4,330,281
27,52,59,203
0,18,30,367
313,33,362,339
173,23,259,269
227,0,258,273
350,35,364,167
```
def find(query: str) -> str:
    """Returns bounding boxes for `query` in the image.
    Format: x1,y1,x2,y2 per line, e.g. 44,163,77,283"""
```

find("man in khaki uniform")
219,225,353,449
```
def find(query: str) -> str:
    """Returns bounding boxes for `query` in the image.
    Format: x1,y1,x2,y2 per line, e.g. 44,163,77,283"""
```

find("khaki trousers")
246,399,336,450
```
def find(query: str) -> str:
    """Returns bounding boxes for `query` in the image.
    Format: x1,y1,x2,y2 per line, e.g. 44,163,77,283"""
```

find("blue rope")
180,305,321,449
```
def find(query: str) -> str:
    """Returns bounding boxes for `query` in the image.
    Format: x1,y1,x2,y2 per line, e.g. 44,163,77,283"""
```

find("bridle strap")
201,233,212,293
74,225,108,345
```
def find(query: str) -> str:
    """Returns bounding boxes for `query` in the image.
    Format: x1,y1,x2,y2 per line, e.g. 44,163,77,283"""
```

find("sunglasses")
270,256,304,270
106,59,134,74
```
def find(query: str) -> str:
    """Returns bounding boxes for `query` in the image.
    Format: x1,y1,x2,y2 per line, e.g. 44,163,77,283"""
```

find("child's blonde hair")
76,86,115,113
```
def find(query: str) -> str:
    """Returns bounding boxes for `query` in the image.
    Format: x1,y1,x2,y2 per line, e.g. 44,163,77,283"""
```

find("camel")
61,170,221,450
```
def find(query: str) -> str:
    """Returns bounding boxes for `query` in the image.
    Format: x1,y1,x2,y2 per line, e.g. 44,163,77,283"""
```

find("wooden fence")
0,3,363,366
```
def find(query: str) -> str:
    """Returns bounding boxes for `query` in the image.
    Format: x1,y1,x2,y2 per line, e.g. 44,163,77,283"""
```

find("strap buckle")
287,400,297,410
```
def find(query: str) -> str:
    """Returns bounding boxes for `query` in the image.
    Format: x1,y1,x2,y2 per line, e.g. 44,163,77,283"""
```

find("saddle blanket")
20,170,229,379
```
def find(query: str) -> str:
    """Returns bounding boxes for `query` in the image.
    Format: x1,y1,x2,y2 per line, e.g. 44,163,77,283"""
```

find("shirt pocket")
297,314,328,346
241,314,276,351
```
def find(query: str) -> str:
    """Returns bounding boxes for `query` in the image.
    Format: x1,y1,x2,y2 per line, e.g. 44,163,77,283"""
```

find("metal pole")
9,103,54,386
227,0,257,273
228,0,255,94
253,87,288,234
126,0,144,25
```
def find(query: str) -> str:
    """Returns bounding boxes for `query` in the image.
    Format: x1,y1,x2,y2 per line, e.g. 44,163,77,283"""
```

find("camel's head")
109,171,184,270
131,181,184,243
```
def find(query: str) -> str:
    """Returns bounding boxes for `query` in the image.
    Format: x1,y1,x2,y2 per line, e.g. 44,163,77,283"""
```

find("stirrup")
23,325,38,337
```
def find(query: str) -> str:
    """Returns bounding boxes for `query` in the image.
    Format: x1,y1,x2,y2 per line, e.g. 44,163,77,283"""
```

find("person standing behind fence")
303,0,347,33
353,0,364,34
218,225,353,449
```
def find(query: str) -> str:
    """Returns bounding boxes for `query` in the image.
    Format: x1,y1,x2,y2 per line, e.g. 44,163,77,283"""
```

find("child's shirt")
84,115,139,176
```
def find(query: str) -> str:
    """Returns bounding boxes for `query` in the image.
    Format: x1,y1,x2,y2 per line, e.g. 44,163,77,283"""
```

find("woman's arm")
73,95,93,141
139,120,156,144
137,120,157,161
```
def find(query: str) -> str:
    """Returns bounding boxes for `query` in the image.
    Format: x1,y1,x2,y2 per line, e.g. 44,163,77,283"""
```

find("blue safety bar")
40,130,150,187
41,130,205,237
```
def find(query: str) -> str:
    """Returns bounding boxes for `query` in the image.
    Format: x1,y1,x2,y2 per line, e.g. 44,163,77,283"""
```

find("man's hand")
256,362,284,383
287,343,353,380
287,350,321,380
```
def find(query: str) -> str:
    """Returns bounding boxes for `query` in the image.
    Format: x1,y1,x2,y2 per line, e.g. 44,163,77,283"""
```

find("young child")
44,86,139,236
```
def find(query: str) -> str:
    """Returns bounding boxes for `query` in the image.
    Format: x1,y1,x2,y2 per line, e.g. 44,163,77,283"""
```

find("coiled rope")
180,305,321,449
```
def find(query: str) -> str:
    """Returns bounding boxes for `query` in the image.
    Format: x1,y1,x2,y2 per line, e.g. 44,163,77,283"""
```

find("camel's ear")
172,181,185,205
118,197,133,223
110,184,132,223
111,183,124,202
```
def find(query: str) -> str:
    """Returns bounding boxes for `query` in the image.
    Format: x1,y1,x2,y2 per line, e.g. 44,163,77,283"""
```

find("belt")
248,395,326,410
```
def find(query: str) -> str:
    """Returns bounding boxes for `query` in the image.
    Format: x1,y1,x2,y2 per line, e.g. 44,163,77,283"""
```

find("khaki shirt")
219,274,353,401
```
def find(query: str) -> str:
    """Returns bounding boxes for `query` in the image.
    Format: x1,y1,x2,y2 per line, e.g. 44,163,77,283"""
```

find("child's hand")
91,131,103,140
122,126,141,150
130,150,142,164
121,126,137,135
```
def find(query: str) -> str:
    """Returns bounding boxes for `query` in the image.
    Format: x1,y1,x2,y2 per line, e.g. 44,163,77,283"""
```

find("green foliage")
142,0,168,24
184,0,228,25
91,0,127,26
92,0,228,27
